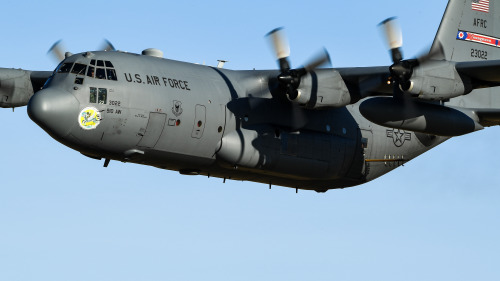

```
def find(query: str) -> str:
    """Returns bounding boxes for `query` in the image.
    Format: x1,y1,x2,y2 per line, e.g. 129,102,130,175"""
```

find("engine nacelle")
0,68,35,108
405,61,472,101
292,69,351,109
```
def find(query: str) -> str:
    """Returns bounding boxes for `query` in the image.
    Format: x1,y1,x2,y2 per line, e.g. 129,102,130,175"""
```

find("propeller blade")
266,27,290,59
303,48,331,72
100,39,116,51
47,40,65,62
266,27,291,71
415,42,443,65
379,17,403,63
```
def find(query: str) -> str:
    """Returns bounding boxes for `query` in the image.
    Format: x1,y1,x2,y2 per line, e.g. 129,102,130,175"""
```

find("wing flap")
456,60,500,84
474,109,500,127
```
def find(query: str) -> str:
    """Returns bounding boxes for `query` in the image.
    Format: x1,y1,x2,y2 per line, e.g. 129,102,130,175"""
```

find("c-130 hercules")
1,0,499,192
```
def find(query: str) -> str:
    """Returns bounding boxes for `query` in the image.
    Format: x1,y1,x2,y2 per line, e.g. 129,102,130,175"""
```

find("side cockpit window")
43,61,64,89
58,62,74,73
71,63,87,75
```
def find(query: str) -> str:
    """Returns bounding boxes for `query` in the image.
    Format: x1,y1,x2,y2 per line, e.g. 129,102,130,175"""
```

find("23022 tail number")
471,49,488,60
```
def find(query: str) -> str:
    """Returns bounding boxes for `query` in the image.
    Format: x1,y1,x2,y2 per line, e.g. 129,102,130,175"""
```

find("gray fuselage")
28,51,446,192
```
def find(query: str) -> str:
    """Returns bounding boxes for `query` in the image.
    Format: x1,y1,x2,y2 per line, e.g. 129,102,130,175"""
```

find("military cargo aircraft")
1,0,499,192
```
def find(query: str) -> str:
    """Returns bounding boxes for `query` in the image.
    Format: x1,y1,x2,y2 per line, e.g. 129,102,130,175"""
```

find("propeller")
266,28,331,100
99,39,116,52
379,17,403,63
261,27,332,129
47,40,68,62
47,39,116,63
379,17,442,96
379,17,414,95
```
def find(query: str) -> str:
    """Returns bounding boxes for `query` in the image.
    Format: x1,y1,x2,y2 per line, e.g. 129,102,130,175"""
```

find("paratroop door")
137,112,167,148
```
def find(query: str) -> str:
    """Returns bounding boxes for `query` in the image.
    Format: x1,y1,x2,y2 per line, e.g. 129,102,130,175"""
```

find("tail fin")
432,0,500,62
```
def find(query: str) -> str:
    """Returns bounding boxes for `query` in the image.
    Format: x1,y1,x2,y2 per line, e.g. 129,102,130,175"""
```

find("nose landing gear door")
137,112,167,148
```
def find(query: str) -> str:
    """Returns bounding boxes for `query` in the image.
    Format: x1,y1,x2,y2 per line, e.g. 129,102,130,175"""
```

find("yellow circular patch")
79,107,101,130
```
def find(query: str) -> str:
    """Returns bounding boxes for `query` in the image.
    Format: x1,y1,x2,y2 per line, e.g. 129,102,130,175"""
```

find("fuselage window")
98,88,107,104
71,63,87,75
87,66,95,78
74,77,84,85
106,69,117,81
96,68,106,79
89,87,97,103
58,62,74,73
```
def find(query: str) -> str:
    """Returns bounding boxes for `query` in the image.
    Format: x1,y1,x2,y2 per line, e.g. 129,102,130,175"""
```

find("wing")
337,60,500,101
0,68,52,108
473,109,500,127
337,66,392,100
455,60,500,85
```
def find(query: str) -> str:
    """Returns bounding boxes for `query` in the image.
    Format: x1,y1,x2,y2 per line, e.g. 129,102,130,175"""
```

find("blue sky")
1,0,500,280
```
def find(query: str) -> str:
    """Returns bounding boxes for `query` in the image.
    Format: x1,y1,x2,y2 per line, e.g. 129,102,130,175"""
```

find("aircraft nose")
28,89,80,137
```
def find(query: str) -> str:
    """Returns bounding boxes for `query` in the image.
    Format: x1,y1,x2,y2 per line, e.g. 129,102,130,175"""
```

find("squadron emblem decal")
79,107,102,130
386,129,411,147
172,100,183,117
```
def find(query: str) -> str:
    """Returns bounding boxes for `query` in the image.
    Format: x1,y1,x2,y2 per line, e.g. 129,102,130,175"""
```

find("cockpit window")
106,69,117,81
58,62,74,73
87,66,95,78
82,60,117,81
96,68,106,79
43,61,64,89
71,63,87,75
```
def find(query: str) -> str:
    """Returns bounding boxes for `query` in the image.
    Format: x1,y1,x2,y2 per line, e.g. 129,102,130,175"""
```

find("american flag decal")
472,0,489,13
